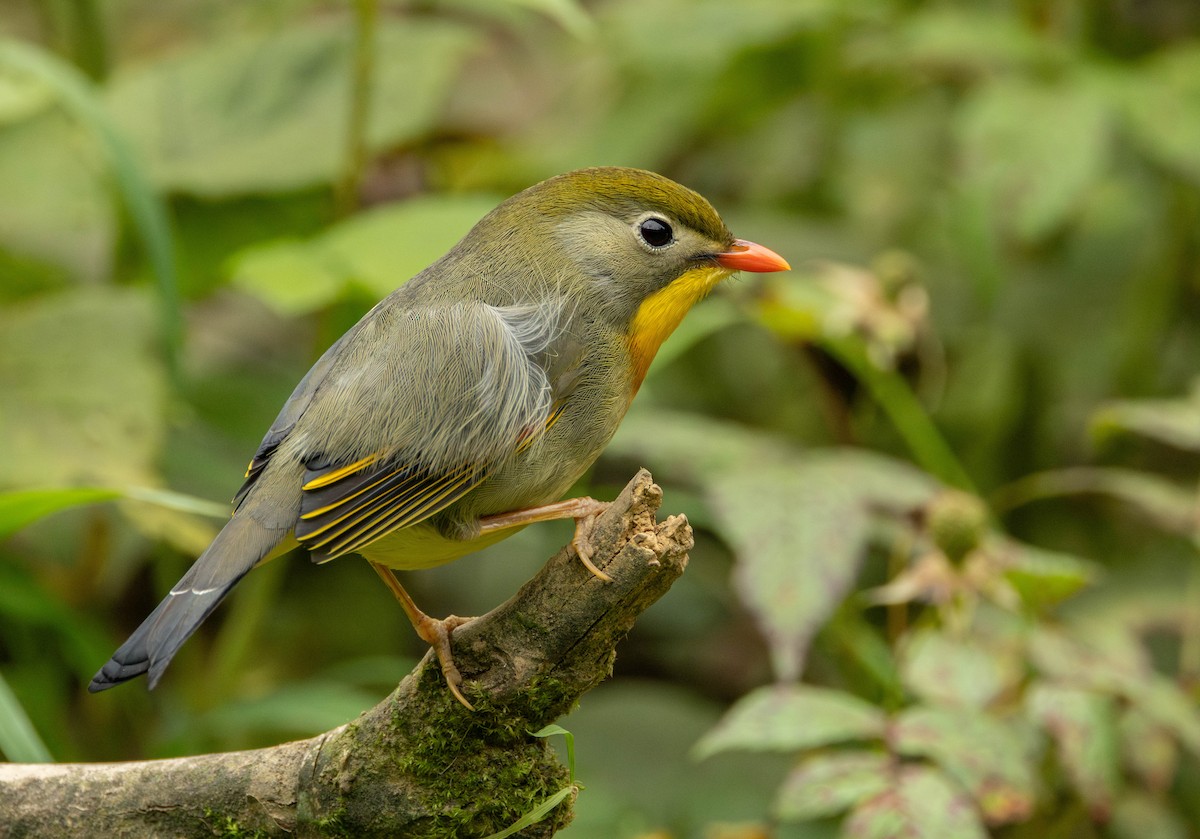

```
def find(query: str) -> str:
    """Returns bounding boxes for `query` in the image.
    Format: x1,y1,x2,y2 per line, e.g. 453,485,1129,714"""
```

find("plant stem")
335,0,379,218
821,335,976,492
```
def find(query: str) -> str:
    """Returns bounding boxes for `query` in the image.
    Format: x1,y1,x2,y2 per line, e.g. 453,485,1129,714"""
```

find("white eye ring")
635,214,676,251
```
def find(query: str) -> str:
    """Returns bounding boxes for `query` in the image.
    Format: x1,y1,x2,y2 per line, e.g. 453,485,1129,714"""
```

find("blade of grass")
0,671,52,763
334,0,379,219
0,39,182,384
821,334,976,492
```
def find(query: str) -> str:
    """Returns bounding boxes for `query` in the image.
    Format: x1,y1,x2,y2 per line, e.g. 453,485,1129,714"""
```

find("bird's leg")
369,561,474,710
478,497,613,582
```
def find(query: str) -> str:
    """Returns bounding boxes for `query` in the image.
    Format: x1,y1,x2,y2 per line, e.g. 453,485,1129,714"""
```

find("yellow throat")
627,264,732,392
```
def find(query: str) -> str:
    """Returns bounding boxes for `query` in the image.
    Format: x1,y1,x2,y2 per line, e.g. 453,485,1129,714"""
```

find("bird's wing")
233,320,369,508
290,416,554,562
275,299,568,562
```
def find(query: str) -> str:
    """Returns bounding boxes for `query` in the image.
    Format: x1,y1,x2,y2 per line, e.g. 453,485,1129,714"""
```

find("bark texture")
0,469,692,838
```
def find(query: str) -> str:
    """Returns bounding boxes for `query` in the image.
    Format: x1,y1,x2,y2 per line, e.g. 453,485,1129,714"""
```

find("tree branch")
0,470,692,838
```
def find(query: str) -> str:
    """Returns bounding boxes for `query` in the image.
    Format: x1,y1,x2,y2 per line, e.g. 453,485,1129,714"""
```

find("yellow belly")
355,522,524,570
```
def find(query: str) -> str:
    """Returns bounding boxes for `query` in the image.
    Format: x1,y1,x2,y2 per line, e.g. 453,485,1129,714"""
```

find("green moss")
204,810,268,839
384,669,576,837
314,808,351,838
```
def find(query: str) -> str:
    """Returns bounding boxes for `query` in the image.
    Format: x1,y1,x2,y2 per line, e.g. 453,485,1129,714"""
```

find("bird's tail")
88,514,284,692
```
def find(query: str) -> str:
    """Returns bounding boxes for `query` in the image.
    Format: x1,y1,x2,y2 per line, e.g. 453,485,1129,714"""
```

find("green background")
2,1,1200,837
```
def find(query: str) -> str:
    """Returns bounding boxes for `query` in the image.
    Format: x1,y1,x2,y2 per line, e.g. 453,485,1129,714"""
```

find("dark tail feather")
88,514,283,692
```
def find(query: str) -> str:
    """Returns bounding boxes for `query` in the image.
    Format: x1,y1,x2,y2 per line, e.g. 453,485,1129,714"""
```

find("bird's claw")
417,613,475,710
572,506,613,582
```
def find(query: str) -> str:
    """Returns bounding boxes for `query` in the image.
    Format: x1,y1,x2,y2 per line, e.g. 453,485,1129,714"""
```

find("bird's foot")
570,502,612,582
478,496,614,581
412,612,475,710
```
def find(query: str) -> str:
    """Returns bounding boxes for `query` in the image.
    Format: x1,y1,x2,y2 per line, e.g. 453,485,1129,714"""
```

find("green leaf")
608,409,797,483
0,67,52,124
0,288,169,489
479,785,575,839
105,20,479,195
1092,382,1200,453
0,670,52,763
1000,541,1101,608
1120,46,1200,185
843,764,987,839
994,467,1198,538
1026,683,1120,818
693,685,886,760
530,724,575,784
712,453,934,680
0,38,182,379
898,629,1022,709
1027,624,1149,693
0,110,116,285
956,77,1111,243
229,194,502,315
773,750,892,822
893,705,1038,826
0,487,120,540
715,464,870,681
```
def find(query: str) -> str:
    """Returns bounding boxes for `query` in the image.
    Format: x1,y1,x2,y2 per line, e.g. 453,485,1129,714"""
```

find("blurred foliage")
2,0,1200,836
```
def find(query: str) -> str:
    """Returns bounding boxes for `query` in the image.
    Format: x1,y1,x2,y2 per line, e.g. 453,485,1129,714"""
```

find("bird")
89,167,790,708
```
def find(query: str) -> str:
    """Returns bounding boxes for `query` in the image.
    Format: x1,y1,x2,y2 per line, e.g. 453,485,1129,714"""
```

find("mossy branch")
0,470,691,838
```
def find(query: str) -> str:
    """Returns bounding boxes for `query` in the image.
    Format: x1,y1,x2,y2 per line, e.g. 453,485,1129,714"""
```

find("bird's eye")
637,217,674,249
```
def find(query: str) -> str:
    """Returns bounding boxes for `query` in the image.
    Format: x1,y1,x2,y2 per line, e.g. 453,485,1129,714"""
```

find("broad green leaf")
0,287,168,489
608,409,797,483
1092,382,1200,453
1109,793,1189,839
843,764,987,839
0,670,51,763
898,629,1021,709
0,110,116,284
713,454,933,680
229,194,502,315
613,412,935,680
0,484,222,555
0,66,52,124
774,750,891,822
0,487,120,540
693,685,886,760
1027,624,1149,693
1120,46,1200,184
1000,541,1101,608
0,38,182,378
716,463,870,681
893,706,1037,826
105,20,479,195
1026,683,1120,818
227,239,347,317
994,467,1197,538
318,195,501,298
956,78,1111,243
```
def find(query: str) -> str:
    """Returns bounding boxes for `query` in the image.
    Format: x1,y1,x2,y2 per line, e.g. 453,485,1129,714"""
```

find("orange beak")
714,239,791,273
